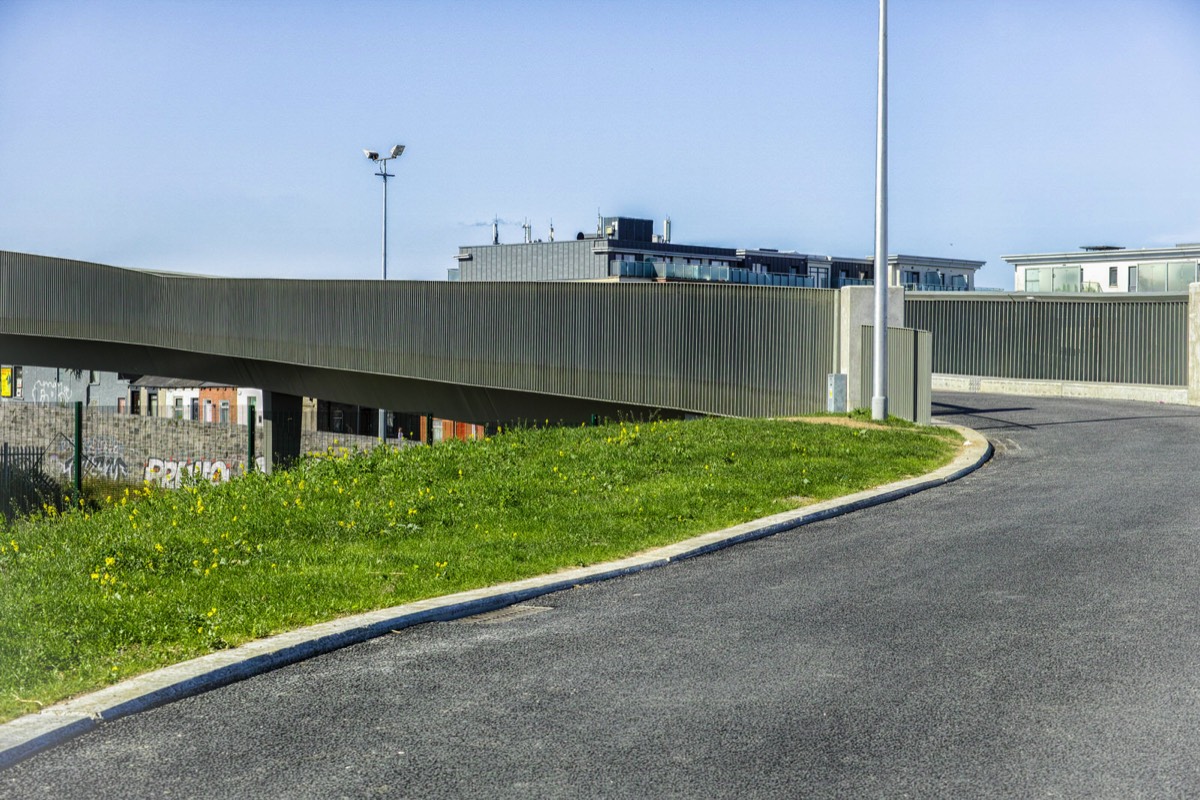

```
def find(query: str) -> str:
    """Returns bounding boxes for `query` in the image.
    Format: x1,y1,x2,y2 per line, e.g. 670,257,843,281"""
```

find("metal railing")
905,291,1188,387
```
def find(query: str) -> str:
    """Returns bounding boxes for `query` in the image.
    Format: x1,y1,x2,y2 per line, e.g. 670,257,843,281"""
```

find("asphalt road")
4,392,1200,799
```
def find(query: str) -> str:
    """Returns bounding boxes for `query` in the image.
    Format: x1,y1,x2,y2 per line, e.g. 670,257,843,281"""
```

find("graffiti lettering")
143,457,266,489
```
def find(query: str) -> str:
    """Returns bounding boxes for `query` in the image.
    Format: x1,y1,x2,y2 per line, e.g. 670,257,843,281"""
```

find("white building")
890,255,982,291
1005,244,1200,293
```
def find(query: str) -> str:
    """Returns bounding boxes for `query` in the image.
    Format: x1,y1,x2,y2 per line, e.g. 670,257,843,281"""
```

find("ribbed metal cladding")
859,326,932,424
0,252,839,418
905,292,1188,387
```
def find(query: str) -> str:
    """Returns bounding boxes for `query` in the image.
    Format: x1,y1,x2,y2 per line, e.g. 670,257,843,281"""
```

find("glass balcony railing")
903,282,968,292
610,261,820,288
842,277,969,292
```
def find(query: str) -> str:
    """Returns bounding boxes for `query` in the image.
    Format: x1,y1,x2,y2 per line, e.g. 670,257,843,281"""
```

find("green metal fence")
859,326,932,424
905,292,1188,387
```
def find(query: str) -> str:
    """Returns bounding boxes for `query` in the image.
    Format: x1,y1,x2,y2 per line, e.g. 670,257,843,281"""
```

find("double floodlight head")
363,145,405,162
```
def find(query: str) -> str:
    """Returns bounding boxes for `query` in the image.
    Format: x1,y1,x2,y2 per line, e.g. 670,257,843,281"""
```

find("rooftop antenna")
522,219,532,244
597,208,602,236
664,216,672,244
549,219,555,242
492,216,499,245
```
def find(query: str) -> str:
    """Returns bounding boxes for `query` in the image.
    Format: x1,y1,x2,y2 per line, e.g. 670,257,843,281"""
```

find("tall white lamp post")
871,0,889,421
363,144,405,280
363,144,404,438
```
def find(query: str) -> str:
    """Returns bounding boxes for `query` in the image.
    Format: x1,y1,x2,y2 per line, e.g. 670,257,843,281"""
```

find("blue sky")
1,0,1197,289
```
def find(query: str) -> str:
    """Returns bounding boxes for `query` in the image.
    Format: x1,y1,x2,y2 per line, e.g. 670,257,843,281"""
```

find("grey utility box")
826,373,847,413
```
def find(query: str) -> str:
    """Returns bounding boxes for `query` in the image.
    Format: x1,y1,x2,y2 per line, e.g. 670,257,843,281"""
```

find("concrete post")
1189,283,1200,406
839,285,905,410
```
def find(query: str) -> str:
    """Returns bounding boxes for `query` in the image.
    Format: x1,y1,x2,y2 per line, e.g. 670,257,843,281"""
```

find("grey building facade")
450,215,864,288
450,215,980,290
0,365,130,407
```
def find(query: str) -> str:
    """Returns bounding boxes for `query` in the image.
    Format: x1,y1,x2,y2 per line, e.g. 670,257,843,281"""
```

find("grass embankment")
0,417,960,722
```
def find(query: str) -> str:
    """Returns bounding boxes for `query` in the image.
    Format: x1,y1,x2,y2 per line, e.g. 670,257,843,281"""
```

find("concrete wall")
1191,283,1200,406
838,286,905,409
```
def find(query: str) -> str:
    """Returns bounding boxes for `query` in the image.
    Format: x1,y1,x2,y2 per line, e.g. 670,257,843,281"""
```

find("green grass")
0,416,960,722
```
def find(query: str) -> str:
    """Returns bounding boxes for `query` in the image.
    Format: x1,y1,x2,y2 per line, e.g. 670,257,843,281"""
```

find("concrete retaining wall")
932,374,1189,406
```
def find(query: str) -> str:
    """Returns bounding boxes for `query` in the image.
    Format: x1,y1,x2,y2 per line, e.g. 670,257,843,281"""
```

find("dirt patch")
785,416,891,431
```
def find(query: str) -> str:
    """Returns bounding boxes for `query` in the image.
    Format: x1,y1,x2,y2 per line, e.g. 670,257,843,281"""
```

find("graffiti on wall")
46,434,130,481
143,456,267,489
30,380,72,405
44,432,267,489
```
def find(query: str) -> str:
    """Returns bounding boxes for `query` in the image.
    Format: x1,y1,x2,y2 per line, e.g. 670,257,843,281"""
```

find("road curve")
4,392,1200,798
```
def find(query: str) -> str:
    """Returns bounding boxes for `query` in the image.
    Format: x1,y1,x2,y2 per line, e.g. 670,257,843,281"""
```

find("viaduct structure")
0,252,846,461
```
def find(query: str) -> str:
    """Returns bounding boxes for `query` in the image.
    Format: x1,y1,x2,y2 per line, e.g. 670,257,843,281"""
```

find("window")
1167,261,1198,291
1137,263,1167,292
190,398,199,421
219,401,230,424
1128,265,1138,292
1109,266,1118,287
1051,266,1082,292
1024,269,1040,291
173,397,184,420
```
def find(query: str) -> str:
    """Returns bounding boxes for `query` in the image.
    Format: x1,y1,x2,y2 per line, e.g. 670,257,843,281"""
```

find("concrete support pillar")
262,391,303,470
839,285,905,410
1189,283,1200,406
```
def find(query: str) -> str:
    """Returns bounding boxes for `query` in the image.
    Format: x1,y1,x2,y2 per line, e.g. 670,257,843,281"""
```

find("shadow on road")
933,399,1200,433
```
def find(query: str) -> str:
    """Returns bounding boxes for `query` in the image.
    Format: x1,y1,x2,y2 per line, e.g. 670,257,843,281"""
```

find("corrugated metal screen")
905,292,1188,387
0,252,840,418
859,326,932,424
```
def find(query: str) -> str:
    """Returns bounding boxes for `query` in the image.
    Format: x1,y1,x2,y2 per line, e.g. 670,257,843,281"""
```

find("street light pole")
871,0,889,422
363,144,405,280
363,144,405,438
